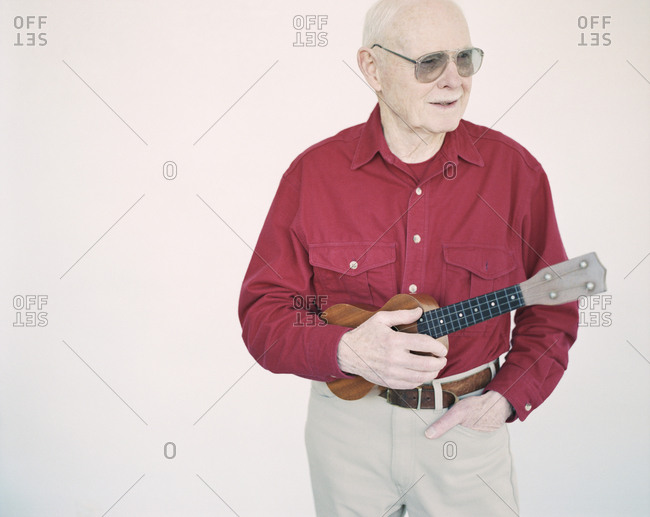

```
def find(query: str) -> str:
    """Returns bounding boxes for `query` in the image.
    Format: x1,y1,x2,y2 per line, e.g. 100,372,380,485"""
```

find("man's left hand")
425,391,513,439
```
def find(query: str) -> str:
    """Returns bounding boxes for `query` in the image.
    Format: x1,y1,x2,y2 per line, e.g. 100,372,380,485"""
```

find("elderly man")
239,0,578,515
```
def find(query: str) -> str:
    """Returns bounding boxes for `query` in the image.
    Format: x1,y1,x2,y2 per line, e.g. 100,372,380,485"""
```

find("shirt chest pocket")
309,242,397,307
442,244,518,335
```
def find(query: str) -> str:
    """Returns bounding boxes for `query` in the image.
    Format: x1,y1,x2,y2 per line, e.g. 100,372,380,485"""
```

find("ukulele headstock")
520,252,607,306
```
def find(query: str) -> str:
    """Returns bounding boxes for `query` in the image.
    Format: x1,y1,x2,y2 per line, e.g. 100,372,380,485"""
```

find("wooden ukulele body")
321,293,449,401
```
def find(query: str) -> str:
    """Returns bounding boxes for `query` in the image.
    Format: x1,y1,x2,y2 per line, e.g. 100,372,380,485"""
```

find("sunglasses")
371,44,484,83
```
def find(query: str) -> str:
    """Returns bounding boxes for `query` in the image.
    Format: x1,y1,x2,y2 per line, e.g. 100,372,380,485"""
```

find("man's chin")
422,119,463,135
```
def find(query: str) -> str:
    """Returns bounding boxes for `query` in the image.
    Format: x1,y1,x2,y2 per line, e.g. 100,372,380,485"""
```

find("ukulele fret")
417,285,524,339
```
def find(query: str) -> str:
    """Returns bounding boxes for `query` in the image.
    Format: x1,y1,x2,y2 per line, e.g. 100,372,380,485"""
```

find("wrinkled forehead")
386,1,472,56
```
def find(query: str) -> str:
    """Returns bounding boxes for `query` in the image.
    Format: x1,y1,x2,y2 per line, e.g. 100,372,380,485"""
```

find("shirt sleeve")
238,163,352,382
485,168,579,422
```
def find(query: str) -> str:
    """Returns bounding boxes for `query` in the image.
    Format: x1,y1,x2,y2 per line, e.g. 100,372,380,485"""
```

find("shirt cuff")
306,324,356,380
485,365,539,422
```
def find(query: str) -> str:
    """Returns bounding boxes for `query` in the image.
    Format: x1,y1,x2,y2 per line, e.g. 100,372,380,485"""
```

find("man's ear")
357,47,382,92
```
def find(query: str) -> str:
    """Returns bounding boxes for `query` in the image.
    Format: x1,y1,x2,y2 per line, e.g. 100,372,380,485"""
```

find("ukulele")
321,252,607,401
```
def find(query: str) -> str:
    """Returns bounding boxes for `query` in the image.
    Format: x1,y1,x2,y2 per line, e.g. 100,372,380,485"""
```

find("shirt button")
413,234,421,244
415,187,422,195
409,284,417,293
349,261,358,270
525,403,532,411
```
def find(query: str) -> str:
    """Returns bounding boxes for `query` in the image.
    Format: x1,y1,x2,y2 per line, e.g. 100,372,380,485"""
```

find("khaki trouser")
305,378,519,517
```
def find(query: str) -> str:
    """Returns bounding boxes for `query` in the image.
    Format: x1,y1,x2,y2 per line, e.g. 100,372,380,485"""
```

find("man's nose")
435,59,463,88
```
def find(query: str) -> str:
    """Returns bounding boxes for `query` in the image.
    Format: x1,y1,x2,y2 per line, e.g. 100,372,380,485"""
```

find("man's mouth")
432,99,458,107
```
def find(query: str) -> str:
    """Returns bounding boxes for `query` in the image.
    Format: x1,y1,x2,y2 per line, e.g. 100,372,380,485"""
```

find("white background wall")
1,0,648,515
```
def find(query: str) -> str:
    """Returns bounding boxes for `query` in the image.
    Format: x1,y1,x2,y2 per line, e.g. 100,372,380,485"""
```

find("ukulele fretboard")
417,285,524,338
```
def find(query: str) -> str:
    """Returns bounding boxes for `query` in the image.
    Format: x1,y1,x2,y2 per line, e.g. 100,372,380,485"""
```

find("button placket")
403,186,427,295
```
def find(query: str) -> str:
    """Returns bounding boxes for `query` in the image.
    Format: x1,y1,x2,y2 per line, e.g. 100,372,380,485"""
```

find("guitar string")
395,264,596,335
323,262,595,334
394,286,523,335
518,263,594,292
419,288,522,337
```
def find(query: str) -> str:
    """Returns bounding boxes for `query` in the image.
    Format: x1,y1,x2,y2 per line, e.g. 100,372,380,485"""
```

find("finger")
378,355,447,387
400,353,447,373
375,307,423,327
425,405,465,440
403,336,448,357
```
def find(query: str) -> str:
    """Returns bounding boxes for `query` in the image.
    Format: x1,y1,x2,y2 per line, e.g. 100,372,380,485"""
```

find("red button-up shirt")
239,105,578,421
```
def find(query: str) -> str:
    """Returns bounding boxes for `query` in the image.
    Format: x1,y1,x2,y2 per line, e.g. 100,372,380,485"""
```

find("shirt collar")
450,120,485,167
351,104,485,170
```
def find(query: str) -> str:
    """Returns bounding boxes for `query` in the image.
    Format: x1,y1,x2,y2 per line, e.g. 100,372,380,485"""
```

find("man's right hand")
336,307,448,389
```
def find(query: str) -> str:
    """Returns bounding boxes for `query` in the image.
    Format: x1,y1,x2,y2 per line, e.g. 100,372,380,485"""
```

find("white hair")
362,0,466,48
362,0,404,48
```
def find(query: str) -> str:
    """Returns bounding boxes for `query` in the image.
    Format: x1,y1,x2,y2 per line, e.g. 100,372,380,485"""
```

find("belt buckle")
416,386,423,410
442,389,459,408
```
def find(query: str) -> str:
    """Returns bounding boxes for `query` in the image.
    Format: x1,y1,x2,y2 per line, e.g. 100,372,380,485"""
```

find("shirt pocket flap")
309,243,396,277
443,244,516,280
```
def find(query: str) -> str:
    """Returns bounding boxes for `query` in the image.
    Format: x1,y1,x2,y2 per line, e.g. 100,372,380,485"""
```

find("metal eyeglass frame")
371,44,484,83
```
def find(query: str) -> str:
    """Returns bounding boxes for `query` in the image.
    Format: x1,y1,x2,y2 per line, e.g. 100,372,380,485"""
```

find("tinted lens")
415,52,448,82
415,48,484,83
456,48,483,77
